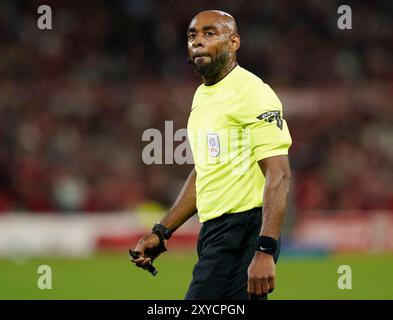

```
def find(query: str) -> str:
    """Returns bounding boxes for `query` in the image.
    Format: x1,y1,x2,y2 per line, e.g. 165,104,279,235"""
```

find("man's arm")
159,168,197,232
258,156,291,238
131,168,197,269
247,155,291,298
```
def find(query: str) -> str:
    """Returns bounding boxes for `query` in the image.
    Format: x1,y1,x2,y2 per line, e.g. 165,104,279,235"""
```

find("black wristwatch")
152,223,173,241
255,236,278,256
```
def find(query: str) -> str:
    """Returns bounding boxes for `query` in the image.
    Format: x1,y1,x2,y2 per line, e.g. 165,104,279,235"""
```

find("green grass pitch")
1,251,392,300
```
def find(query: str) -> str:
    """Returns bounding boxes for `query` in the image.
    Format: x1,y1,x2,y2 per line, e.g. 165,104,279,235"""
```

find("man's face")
187,15,233,77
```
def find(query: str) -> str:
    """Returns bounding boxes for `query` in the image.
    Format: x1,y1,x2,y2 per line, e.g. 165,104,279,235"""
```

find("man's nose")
193,34,205,48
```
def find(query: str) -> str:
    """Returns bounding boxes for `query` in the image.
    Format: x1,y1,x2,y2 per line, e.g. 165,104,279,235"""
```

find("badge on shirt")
256,110,283,130
207,133,220,157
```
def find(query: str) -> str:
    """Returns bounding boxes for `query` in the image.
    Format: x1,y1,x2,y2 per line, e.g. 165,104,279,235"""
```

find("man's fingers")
131,256,152,269
140,258,152,267
247,277,255,299
134,260,146,268
130,256,144,264
261,278,270,294
130,249,144,261
248,277,267,298
255,278,264,296
130,247,154,270
268,277,275,293
248,276,275,298
130,255,141,261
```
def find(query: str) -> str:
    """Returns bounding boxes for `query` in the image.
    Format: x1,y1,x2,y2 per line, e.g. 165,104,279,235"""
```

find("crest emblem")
207,133,220,157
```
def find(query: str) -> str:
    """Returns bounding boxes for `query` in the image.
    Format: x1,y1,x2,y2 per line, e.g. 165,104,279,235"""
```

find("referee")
131,10,292,300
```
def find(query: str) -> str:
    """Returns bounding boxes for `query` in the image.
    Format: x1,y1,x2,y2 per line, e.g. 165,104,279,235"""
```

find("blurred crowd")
0,0,392,213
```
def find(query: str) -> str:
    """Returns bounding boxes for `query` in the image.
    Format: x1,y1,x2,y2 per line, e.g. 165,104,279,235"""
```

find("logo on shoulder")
257,111,283,130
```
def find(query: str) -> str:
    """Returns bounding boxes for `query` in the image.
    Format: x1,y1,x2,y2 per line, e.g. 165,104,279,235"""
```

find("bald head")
187,10,241,84
190,10,238,35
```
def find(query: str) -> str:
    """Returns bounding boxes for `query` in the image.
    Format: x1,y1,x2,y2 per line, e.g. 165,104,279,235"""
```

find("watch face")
153,223,172,240
164,230,172,239
153,223,171,239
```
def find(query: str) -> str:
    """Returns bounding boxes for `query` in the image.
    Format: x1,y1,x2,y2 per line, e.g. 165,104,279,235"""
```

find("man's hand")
247,252,275,299
130,233,167,270
129,168,197,272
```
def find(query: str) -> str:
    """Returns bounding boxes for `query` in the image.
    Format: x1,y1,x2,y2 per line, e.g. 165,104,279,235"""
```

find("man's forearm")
260,173,290,239
159,168,197,232
258,157,291,239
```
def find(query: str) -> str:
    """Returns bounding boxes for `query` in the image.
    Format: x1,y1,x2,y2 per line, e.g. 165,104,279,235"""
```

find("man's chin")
193,62,216,76
191,52,228,77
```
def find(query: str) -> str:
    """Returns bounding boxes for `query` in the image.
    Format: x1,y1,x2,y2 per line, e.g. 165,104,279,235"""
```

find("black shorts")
184,207,280,300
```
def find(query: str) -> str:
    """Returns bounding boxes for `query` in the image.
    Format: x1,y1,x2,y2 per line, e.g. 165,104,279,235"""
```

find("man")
131,10,292,300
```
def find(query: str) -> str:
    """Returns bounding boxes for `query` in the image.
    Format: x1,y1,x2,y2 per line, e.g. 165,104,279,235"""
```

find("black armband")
255,236,278,256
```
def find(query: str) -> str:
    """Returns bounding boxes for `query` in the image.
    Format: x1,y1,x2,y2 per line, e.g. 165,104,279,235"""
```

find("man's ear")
231,34,241,51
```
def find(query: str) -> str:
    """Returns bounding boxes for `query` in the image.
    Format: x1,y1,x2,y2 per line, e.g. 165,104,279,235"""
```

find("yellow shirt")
187,65,292,222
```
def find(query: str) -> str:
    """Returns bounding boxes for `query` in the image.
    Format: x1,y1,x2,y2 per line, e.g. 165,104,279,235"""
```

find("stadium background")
0,0,392,299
